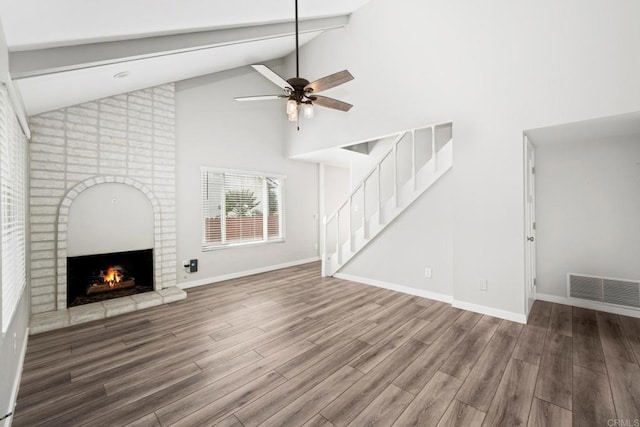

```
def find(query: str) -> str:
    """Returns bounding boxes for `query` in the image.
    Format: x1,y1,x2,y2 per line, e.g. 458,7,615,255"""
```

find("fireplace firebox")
67,249,154,308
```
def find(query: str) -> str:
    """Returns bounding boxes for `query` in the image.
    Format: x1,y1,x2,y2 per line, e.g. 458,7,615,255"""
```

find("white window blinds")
202,168,284,250
0,86,27,332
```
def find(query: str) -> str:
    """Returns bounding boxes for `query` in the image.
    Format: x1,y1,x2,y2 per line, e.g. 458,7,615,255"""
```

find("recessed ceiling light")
113,71,129,79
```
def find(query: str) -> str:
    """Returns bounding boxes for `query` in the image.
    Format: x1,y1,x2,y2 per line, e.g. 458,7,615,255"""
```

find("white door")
524,136,536,315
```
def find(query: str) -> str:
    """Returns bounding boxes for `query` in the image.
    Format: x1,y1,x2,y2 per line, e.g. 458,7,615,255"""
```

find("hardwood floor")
14,262,640,426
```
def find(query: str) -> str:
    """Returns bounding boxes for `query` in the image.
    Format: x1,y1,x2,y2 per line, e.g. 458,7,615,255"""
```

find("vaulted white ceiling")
0,0,371,114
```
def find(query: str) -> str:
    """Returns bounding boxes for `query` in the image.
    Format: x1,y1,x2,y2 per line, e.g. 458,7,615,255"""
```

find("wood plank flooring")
14,262,640,426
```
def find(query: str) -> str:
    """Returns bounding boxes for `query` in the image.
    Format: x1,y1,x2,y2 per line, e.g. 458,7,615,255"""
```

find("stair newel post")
361,182,367,239
393,141,398,208
411,129,417,190
321,215,327,277
348,196,353,253
432,125,437,172
336,212,341,265
376,164,382,225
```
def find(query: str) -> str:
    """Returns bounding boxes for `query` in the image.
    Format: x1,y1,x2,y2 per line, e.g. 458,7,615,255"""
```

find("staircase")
321,122,453,277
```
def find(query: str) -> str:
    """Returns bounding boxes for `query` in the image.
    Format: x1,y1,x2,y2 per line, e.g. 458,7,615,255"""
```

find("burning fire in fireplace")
104,267,122,287
67,249,153,308
87,265,136,295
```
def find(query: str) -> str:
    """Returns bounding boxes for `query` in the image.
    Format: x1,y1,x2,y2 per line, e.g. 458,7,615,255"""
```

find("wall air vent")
568,273,640,310
603,279,640,308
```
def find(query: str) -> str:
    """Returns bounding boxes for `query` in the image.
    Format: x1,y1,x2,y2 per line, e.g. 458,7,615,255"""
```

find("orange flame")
104,267,122,287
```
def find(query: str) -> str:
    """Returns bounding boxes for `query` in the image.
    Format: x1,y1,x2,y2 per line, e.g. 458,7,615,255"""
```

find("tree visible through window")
202,168,284,249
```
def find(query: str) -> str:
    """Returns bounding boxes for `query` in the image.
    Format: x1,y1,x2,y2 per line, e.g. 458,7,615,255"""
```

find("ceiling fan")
234,0,354,124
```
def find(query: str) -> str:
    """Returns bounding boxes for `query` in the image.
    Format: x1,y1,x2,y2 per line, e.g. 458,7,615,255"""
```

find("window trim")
201,166,286,251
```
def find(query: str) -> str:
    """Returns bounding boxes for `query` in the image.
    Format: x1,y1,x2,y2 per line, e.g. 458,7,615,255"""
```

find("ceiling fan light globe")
303,103,314,119
286,99,298,115
288,109,298,122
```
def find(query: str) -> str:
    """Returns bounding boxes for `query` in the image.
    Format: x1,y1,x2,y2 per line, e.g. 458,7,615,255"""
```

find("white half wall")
67,183,154,256
284,0,640,316
175,67,320,283
535,134,640,297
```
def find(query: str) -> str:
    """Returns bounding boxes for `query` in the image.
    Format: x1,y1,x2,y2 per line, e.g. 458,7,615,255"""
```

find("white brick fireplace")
28,84,183,332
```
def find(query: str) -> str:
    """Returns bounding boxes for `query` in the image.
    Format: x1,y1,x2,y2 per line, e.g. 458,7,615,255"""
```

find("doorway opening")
524,111,640,318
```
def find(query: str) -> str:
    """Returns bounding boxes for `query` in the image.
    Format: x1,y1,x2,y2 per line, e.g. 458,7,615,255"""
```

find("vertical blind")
1,86,27,332
202,168,284,249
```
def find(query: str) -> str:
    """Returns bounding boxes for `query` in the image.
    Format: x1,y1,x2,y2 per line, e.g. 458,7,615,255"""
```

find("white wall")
175,67,320,283
536,134,640,297
67,183,154,256
323,165,350,217
284,0,640,316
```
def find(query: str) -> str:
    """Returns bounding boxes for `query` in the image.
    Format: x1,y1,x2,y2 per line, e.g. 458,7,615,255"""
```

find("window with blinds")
202,168,284,250
1,87,27,333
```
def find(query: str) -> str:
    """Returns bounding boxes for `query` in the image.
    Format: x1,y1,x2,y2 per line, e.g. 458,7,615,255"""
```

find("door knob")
527,236,534,242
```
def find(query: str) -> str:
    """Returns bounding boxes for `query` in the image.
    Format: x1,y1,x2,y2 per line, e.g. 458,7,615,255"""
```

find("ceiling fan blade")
311,95,353,112
251,65,293,90
235,95,288,102
305,70,354,93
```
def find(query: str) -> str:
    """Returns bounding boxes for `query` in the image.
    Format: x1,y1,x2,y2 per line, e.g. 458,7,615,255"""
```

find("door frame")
523,134,537,317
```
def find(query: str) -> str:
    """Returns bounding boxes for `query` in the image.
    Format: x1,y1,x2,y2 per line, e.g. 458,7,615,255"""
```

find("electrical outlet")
480,279,488,291
424,268,432,279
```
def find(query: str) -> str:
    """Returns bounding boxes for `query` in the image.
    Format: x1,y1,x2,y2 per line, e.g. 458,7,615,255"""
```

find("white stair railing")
321,122,453,277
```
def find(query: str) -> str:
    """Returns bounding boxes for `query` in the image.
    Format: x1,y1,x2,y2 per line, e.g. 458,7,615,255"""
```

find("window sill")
202,238,285,252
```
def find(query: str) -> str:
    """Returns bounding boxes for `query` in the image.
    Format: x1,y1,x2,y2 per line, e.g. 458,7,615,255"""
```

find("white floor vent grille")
568,273,640,310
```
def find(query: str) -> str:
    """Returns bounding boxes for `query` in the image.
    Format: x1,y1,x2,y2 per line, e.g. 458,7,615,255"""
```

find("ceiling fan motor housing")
287,77,312,102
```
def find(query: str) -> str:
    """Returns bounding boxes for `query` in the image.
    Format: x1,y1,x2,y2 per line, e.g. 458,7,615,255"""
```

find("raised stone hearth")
30,287,186,334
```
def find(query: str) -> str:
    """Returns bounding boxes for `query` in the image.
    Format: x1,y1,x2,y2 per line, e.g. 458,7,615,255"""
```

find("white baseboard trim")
452,300,527,324
4,327,28,427
177,257,321,290
333,273,454,304
334,273,527,324
536,292,640,319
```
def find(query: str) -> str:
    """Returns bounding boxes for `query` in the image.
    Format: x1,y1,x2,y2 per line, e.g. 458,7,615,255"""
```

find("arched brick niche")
55,176,165,310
